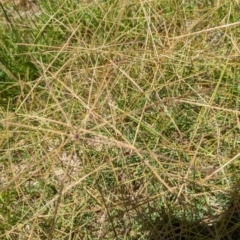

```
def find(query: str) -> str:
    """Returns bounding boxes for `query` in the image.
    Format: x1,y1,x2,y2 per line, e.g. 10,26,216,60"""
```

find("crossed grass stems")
0,0,240,239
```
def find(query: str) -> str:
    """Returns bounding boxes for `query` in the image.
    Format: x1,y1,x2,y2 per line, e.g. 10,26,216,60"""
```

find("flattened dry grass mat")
0,0,240,239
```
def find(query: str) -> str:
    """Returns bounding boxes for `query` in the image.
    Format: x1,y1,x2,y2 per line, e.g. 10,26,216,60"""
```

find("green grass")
0,0,240,239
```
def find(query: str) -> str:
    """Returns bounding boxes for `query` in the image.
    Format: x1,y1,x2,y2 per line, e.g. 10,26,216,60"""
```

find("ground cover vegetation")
0,0,240,239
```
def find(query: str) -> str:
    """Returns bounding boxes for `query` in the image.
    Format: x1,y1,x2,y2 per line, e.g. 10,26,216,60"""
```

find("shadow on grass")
143,184,240,240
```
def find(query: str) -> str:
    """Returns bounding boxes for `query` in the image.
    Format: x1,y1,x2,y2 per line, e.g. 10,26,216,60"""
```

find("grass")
0,0,240,239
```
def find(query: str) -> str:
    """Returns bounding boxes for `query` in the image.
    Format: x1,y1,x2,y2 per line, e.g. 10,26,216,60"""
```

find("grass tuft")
0,0,240,239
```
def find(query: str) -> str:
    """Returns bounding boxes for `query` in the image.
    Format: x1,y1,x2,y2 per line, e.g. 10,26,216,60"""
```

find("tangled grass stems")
0,0,240,239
